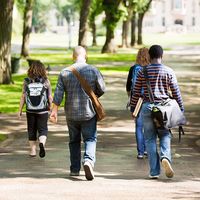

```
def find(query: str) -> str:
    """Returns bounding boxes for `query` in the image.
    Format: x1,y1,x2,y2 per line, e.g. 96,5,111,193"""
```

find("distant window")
162,17,165,26
57,16,64,26
173,0,182,10
174,19,183,25
192,17,195,26
144,20,153,27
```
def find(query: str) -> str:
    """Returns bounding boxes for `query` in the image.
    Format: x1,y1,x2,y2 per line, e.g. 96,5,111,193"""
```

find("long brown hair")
27,61,47,79
136,47,150,66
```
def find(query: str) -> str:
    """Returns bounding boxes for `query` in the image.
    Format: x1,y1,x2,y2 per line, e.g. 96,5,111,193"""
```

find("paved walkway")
0,74,200,200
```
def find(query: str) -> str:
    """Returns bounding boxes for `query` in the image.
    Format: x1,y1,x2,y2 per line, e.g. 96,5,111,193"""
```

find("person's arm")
50,72,65,122
47,79,53,110
126,66,134,97
18,82,26,118
130,69,143,116
50,103,58,123
95,70,106,98
169,71,184,112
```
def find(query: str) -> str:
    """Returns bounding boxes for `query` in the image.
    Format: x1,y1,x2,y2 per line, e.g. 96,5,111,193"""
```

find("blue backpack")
131,64,143,93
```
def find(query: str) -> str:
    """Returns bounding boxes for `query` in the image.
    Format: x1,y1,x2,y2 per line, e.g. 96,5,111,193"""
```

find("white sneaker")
162,158,174,178
83,161,94,180
149,175,159,179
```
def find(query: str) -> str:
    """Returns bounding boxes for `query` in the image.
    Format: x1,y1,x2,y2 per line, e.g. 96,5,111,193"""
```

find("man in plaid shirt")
50,46,105,180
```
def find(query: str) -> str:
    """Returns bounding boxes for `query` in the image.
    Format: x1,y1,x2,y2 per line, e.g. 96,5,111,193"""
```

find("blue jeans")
67,116,97,173
141,102,172,176
135,111,146,155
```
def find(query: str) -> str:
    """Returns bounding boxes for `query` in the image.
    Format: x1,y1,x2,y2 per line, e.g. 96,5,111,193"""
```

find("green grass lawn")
0,134,7,142
2,47,137,114
19,46,136,71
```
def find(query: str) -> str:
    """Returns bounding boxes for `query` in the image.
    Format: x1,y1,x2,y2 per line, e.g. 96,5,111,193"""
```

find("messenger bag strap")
143,66,155,103
68,66,100,108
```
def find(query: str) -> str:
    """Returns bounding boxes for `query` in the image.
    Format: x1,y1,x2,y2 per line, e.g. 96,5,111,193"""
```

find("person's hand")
18,111,22,119
49,111,57,123
132,113,136,120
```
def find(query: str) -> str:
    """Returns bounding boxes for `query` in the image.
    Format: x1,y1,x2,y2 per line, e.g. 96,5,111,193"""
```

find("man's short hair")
149,45,163,59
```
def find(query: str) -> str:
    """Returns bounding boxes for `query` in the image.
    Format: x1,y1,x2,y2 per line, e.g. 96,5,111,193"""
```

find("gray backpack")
25,78,48,112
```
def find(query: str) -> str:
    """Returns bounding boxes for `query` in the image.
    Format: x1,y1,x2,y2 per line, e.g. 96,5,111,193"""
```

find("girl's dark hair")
27,61,47,79
149,45,163,59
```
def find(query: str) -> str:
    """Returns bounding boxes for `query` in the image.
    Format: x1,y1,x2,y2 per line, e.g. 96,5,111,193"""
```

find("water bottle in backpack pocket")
25,78,48,112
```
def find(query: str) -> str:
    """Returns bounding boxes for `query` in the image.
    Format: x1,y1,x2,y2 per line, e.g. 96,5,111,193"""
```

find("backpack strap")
24,77,31,83
143,66,155,103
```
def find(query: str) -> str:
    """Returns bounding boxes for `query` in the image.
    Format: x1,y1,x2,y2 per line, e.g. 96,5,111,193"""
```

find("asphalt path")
0,73,200,200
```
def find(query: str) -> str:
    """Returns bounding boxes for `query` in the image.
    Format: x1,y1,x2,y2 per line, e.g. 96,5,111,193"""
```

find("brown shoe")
162,158,174,178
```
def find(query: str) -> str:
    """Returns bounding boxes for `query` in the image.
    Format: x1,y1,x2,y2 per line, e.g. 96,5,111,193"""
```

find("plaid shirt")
53,62,105,121
130,64,184,112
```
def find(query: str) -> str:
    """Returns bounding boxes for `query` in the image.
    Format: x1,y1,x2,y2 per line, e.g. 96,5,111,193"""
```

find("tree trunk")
137,13,144,45
130,11,136,47
101,0,122,53
0,0,14,84
122,20,129,48
78,0,92,47
21,0,34,58
91,21,97,46
101,25,115,53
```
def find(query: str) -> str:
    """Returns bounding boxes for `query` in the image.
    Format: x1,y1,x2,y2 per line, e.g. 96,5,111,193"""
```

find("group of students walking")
18,45,184,181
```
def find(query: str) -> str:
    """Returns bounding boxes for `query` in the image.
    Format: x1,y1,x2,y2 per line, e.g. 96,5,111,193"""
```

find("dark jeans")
26,112,48,140
67,116,97,173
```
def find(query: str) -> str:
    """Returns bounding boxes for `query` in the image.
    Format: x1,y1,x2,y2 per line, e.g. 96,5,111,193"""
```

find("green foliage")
53,0,80,19
32,0,53,33
89,0,103,26
0,134,7,142
136,0,152,13
15,0,25,15
102,0,124,31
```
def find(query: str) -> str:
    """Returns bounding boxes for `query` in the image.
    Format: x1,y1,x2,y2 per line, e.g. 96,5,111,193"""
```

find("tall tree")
137,0,152,45
130,10,136,46
62,5,74,49
121,0,134,48
130,0,137,46
101,0,123,53
21,0,34,57
89,0,103,46
0,0,14,84
78,0,92,46
53,0,79,48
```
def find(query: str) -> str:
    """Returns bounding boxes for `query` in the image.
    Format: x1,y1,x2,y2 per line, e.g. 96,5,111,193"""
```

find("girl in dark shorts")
18,61,52,158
